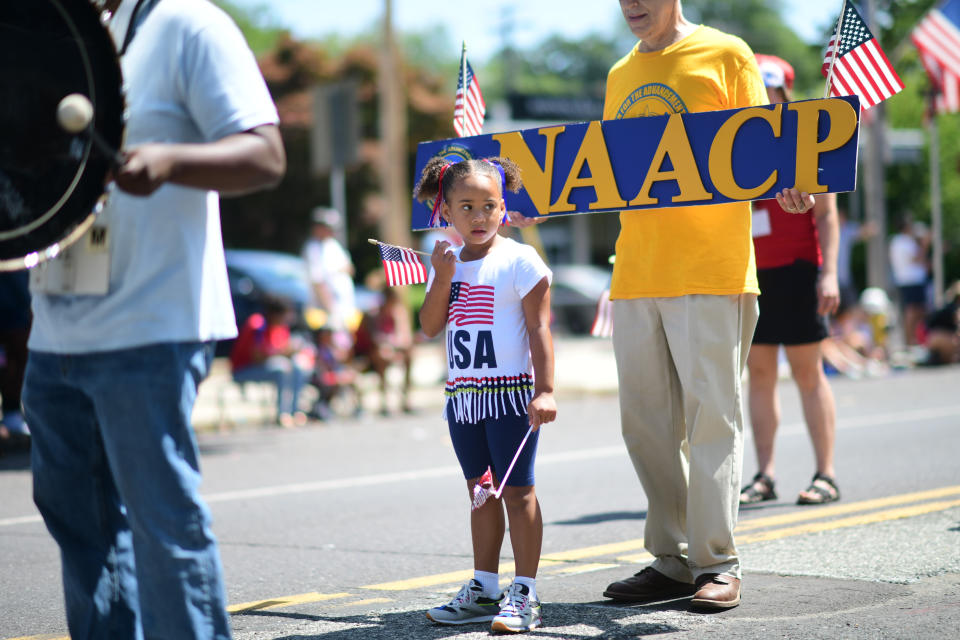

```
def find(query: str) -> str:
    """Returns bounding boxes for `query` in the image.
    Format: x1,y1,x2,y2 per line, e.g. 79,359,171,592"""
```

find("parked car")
550,264,612,335
219,249,381,355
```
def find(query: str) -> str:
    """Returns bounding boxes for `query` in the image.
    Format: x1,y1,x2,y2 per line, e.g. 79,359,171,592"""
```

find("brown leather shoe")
690,573,741,610
603,566,696,602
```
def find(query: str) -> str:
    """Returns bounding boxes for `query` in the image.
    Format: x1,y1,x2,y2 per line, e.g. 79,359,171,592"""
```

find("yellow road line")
549,562,621,576
362,486,960,592
542,539,645,562
737,498,960,544
14,487,960,638
614,552,655,565
736,485,960,532
228,591,352,613
360,559,565,591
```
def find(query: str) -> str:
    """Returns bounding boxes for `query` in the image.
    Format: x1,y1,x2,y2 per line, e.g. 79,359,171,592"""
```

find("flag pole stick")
368,238,462,262
824,0,848,99
493,426,534,499
459,40,468,135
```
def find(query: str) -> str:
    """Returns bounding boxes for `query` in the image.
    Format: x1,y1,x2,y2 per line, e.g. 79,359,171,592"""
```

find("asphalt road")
1,362,959,640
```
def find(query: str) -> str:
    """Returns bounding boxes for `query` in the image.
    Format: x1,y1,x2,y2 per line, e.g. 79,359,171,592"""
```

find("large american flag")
454,51,486,137
912,0,960,113
448,282,494,326
821,2,904,109
377,243,427,287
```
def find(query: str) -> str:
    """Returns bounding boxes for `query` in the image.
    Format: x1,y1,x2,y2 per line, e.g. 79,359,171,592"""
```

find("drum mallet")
56,93,123,165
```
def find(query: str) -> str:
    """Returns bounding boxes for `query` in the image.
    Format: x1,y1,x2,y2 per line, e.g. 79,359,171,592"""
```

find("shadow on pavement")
235,600,686,639
551,510,647,525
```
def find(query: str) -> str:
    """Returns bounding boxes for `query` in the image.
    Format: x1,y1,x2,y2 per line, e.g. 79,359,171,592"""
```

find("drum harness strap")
117,0,163,56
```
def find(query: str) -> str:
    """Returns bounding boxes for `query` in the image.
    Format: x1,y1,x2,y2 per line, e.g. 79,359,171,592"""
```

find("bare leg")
400,348,413,410
501,485,542,579
369,350,389,413
903,304,925,346
468,478,505,573
784,342,837,481
746,344,781,478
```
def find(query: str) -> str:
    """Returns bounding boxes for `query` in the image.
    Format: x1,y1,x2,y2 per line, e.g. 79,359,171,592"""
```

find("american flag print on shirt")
448,282,494,326
821,2,904,110
377,243,427,286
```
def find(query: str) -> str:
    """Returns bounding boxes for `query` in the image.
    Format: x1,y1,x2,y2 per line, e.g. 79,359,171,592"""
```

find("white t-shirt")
889,233,927,286
426,238,552,424
302,237,356,329
28,0,279,353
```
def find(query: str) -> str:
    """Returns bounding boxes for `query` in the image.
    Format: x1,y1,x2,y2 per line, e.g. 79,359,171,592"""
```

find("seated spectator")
823,301,889,378
230,296,311,428
353,287,415,415
921,281,960,366
310,326,361,420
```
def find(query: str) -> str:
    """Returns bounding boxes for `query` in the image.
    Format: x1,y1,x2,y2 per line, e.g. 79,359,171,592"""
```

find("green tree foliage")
207,3,453,282
873,0,960,284
212,1,285,55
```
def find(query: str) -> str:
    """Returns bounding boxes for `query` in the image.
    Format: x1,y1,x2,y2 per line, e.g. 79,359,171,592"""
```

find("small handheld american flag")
821,1,904,109
374,241,428,287
470,426,533,510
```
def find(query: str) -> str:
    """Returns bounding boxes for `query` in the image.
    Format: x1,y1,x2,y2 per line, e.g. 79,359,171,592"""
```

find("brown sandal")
797,472,840,505
740,472,777,504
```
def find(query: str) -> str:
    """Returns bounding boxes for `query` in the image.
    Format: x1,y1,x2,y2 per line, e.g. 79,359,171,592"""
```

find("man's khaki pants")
612,294,758,582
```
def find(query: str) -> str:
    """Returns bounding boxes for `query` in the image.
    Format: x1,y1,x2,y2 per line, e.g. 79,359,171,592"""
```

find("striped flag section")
912,0,960,113
590,289,614,338
453,51,486,137
448,282,495,326
821,2,904,109
377,243,427,287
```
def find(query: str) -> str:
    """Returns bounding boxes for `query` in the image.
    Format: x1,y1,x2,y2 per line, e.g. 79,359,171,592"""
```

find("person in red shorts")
740,54,841,507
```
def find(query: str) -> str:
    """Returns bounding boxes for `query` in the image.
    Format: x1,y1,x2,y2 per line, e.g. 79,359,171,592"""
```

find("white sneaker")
426,579,503,625
491,581,542,633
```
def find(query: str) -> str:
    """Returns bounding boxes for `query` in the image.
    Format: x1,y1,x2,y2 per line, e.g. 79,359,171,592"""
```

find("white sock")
514,575,538,601
474,570,500,597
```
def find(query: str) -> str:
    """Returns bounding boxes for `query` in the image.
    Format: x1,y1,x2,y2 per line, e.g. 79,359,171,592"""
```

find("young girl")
416,156,557,633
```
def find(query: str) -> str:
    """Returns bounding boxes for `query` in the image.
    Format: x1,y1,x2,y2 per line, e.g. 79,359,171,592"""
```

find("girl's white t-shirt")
426,237,552,423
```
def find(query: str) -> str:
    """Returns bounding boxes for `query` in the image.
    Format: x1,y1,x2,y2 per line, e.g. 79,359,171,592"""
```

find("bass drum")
0,0,124,271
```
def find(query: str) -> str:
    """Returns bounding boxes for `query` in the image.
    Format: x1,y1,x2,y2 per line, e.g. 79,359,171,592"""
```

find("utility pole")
929,108,944,307
378,0,411,252
862,0,889,290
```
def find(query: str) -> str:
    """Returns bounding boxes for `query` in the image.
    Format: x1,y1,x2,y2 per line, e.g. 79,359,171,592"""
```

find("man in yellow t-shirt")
599,0,814,611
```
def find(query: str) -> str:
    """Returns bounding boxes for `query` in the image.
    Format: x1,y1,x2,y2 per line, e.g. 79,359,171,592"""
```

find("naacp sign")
411,96,860,230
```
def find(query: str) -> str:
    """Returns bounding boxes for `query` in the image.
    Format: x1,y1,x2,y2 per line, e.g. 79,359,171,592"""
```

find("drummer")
23,1,285,639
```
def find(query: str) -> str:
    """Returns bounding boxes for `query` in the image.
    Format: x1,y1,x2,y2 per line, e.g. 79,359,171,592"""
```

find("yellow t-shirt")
603,26,766,298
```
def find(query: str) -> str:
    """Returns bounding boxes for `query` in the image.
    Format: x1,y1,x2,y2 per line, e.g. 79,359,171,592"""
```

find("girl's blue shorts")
446,405,539,487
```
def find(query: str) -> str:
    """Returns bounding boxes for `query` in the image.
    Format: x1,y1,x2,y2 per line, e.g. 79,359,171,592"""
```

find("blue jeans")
23,342,232,640
232,355,308,418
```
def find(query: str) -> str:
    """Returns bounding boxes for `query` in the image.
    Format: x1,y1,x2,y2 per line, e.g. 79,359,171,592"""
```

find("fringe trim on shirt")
444,374,534,424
